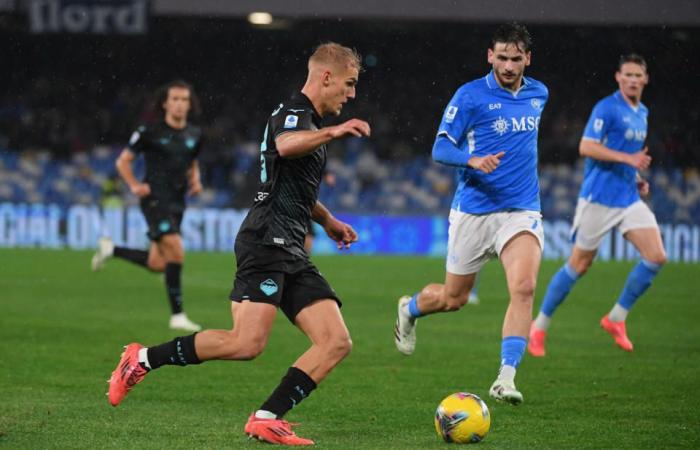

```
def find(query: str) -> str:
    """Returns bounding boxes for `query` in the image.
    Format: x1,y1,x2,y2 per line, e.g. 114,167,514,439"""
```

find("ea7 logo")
489,103,502,110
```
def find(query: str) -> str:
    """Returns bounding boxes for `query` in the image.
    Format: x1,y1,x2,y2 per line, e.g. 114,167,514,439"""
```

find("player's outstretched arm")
579,140,651,170
311,201,358,250
115,148,150,197
276,118,370,158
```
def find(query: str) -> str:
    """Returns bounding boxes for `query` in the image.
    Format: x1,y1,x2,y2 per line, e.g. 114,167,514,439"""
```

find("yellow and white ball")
434,392,491,444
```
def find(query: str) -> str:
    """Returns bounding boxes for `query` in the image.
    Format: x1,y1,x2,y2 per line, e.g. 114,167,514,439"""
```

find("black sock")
113,247,149,268
146,333,201,370
165,263,183,314
259,367,317,418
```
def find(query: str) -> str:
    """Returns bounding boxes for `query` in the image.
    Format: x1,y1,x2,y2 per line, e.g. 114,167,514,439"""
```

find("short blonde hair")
309,42,362,71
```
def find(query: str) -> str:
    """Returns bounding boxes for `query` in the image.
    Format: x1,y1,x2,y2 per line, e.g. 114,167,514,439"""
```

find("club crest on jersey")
531,98,542,110
445,106,458,123
491,116,510,136
284,114,299,129
185,138,196,149
129,131,140,146
259,279,279,296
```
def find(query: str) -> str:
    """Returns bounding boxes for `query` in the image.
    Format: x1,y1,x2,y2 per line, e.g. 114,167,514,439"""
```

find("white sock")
138,347,151,369
171,312,186,320
255,410,277,419
497,365,516,382
533,312,552,331
608,304,629,322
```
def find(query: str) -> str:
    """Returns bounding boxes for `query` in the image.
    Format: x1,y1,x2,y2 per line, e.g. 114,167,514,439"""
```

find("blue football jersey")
579,91,648,207
436,71,549,214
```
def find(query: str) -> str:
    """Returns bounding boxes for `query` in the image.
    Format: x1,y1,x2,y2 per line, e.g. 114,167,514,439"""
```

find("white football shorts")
570,198,659,251
446,209,545,275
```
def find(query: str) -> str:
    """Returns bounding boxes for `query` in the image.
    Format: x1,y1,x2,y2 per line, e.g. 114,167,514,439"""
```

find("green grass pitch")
1,249,699,448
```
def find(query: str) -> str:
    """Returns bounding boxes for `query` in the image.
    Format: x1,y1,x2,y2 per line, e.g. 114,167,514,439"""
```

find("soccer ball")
434,392,491,444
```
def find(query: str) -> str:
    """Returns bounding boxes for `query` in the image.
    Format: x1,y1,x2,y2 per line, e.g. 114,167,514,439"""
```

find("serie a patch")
284,115,299,129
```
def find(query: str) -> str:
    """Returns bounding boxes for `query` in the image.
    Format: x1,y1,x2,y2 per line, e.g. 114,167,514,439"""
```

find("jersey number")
259,124,269,183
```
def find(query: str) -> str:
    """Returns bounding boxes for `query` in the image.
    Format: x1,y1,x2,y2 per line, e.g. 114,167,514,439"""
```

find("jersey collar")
291,91,323,125
614,90,642,113
485,70,530,96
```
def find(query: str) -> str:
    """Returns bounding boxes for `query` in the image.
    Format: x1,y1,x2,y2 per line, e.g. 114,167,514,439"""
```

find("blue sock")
616,259,662,310
408,293,422,318
501,336,527,368
539,263,579,317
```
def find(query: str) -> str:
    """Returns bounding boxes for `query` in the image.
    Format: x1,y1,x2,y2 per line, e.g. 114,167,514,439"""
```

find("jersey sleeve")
582,101,612,143
271,108,315,138
126,125,148,154
436,87,475,146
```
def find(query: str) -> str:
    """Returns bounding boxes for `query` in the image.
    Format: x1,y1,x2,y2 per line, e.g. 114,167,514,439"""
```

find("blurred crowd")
1,19,698,221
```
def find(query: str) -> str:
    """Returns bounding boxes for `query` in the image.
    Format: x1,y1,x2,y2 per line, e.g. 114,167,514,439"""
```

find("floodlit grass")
1,249,699,448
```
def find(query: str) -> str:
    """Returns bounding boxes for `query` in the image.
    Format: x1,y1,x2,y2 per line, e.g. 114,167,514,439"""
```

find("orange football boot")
527,322,547,357
600,315,633,352
245,413,314,446
108,343,149,406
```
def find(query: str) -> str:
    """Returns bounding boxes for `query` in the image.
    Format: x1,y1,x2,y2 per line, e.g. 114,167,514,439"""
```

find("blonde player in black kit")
92,80,203,332
107,43,371,446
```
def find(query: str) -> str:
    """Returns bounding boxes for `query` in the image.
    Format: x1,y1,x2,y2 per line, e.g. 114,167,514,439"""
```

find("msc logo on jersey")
511,116,541,132
284,115,299,129
625,128,647,141
259,279,279,296
445,106,458,123
491,117,510,135
491,116,541,136
531,98,542,110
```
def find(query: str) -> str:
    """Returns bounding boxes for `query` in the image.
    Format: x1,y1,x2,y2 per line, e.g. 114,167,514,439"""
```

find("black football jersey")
236,92,326,256
127,121,203,211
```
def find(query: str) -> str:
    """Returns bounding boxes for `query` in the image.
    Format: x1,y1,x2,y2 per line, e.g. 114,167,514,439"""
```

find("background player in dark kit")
92,80,204,332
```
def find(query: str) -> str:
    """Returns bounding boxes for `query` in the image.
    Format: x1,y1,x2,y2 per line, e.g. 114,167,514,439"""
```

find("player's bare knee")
323,334,353,361
512,277,537,301
147,254,166,272
147,259,166,272
570,257,592,276
646,252,667,266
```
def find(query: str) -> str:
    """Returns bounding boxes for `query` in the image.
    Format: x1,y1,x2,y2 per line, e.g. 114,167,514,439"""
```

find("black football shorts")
229,240,341,323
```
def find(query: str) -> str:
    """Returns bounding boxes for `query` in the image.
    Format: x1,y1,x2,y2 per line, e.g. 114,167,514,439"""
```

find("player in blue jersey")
528,54,666,357
394,23,548,405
